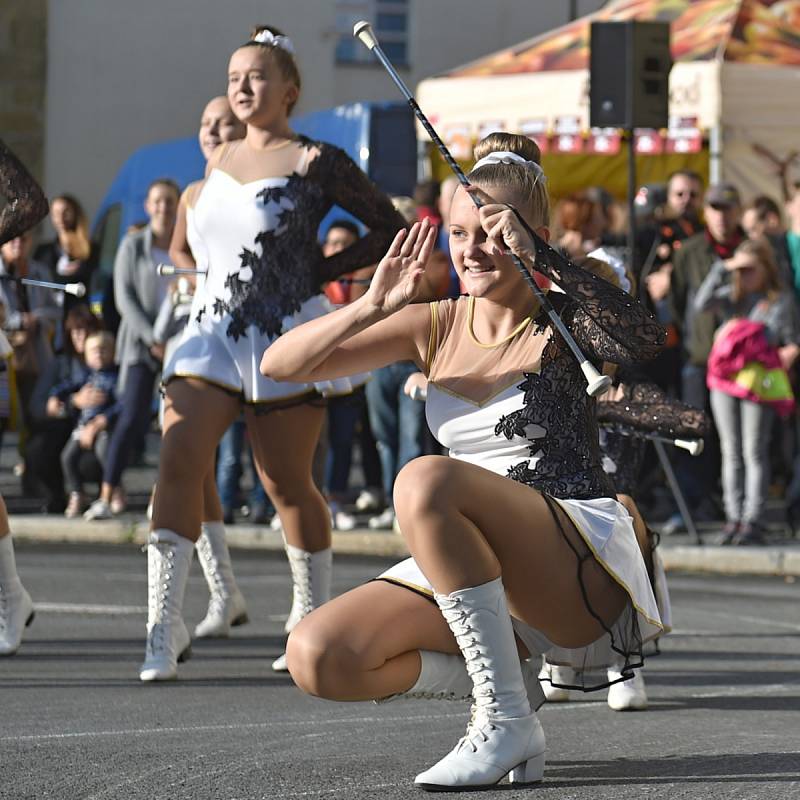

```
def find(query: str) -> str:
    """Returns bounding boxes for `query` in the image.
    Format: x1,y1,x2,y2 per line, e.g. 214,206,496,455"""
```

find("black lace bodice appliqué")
0,139,49,246
598,372,708,496
201,137,404,340
489,230,666,499
495,314,616,500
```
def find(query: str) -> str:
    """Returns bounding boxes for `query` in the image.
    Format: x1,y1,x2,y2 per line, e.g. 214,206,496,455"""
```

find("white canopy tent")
417,0,800,201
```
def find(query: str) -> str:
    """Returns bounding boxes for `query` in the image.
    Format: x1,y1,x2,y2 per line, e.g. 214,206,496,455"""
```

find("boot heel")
25,611,35,628
508,750,546,785
231,612,249,627
177,644,192,663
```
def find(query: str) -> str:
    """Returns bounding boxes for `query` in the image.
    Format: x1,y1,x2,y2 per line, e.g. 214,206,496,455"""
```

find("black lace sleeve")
597,376,708,440
308,143,407,283
0,139,49,246
508,207,665,366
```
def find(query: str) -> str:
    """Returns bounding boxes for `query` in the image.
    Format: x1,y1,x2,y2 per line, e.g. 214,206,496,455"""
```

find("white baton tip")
675,439,704,456
157,263,175,276
580,361,612,397
65,282,86,298
353,20,378,49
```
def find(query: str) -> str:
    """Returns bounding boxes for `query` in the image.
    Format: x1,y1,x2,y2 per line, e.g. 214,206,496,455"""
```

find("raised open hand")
364,218,437,315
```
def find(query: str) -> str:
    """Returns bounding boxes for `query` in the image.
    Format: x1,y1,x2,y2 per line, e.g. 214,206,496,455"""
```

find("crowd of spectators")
3,168,800,543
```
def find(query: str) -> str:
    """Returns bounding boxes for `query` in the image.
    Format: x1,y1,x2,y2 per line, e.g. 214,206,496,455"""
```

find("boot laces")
197,533,226,598
0,587,7,633
290,552,314,619
457,704,499,754
441,597,497,720
148,543,176,626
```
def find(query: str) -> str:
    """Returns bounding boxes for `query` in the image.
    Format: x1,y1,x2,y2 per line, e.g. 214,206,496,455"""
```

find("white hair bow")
472,150,545,178
252,29,295,54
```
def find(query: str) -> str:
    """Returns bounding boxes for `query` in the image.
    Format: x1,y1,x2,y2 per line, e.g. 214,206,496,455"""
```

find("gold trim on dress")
375,576,435,600
163,372,243,396
427,368,540,409
426,301,439,373
552,498,665,631
467,295,537,349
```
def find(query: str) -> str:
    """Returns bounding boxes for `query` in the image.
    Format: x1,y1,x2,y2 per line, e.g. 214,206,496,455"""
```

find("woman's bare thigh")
243,400,324,492
395,456,628,649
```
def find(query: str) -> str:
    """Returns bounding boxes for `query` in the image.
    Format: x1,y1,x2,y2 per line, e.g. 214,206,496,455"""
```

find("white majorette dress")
378,256,668,690
164,136,403,405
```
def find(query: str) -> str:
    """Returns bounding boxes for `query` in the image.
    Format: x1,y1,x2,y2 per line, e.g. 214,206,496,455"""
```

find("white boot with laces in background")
194,521,249,638
272,543,332,672
140,530,193,682
0,535,34,656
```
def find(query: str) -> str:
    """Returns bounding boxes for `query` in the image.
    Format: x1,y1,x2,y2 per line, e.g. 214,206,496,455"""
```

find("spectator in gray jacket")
84,178,180,520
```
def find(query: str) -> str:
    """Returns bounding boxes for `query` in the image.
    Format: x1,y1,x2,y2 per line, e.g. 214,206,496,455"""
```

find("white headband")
587,246,631,293
472,150,546,184
252,29,295,54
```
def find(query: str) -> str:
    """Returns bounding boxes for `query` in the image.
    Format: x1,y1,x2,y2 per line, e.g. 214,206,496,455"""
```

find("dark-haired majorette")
0,138,49,656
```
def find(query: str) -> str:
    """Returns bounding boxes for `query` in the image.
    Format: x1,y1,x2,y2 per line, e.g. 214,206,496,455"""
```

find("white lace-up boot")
607,665,648,711
538,660,575,702
0,535,34,656
194,521,249,638
140,530,194,682
414,578,546,791
272,543,332,672
380,650,546,711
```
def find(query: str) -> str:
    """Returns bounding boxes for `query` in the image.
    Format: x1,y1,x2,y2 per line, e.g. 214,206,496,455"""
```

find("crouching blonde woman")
261,133,666,791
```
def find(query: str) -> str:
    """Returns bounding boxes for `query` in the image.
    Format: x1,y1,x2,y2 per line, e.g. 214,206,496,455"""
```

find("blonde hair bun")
473,132,541,166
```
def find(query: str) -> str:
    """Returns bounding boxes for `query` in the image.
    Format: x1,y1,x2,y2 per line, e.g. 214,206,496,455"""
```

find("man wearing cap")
666,182,745,526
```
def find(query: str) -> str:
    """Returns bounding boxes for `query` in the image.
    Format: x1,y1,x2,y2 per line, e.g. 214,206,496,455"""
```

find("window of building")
335,1,409,66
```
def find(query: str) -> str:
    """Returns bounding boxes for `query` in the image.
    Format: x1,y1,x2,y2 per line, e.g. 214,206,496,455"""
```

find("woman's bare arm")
261,221,436,382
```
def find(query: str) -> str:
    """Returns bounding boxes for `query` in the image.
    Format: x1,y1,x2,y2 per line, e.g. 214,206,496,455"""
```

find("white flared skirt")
164,294,367,403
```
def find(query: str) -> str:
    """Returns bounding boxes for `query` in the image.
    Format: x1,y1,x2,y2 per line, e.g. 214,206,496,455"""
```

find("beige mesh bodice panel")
426,296,550,406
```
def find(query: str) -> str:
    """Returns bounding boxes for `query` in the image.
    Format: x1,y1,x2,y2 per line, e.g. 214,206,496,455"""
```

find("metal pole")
627,127,638,273
653,439,702,545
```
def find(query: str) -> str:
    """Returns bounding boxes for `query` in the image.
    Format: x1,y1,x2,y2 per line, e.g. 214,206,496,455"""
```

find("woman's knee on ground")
286,615,366,700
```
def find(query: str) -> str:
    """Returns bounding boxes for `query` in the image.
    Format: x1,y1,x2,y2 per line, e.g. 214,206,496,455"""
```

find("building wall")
1,0,47,181
44,0,605,222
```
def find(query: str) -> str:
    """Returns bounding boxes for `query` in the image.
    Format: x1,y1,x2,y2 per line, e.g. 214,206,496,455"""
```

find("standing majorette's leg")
140,529,194,681
0,533,34,656
415,577,546,790
194,520,249,638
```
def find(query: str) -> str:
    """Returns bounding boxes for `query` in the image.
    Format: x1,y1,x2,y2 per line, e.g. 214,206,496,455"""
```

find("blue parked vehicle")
91,101,416,287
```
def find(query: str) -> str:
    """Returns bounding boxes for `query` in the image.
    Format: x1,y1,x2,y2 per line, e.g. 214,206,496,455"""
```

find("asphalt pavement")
2,543,799,800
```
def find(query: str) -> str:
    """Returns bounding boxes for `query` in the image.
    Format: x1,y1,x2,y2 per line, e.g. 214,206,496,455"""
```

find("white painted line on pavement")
689,683,798,699
34,602,147,615
702,608,800,632
1,711,465,743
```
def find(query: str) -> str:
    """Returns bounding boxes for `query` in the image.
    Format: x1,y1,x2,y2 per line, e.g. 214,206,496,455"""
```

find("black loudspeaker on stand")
589,20,671,273
589,20,671,131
